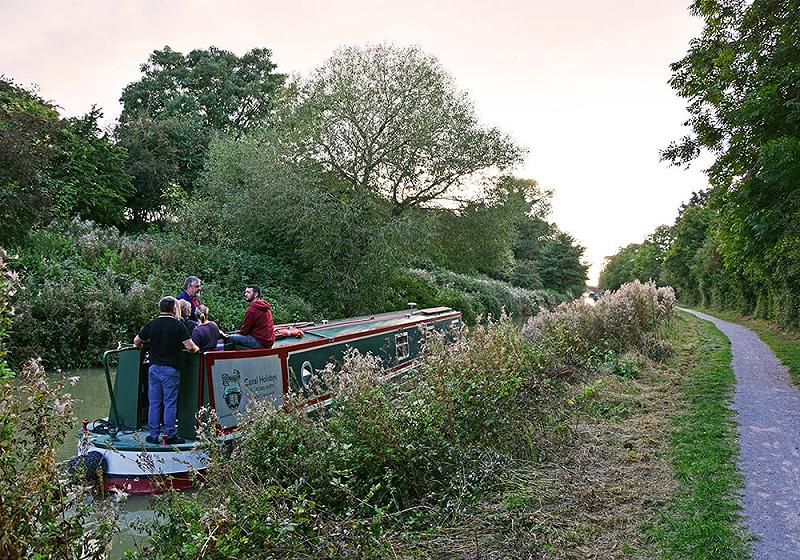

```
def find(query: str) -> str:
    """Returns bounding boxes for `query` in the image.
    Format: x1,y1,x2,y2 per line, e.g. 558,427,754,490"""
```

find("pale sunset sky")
0,0,710,284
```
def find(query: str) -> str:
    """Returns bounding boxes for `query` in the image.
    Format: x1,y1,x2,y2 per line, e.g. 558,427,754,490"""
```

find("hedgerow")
9,221,574,369
401,267,567,323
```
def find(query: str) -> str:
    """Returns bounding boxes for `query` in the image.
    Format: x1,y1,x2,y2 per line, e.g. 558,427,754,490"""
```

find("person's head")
244,284,261,302
196,304,209,324
178,299,192,318
184,276,202,297
159,296,177,316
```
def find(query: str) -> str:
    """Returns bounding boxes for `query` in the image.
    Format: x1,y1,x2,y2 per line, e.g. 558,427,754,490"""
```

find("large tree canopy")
116,115,209,224
0,79,60,243
432,176,587,296
120,46,286,133
599,226,673,292
663,0,800,259
117,46,286,226
289,44,525,215
0,79,131,244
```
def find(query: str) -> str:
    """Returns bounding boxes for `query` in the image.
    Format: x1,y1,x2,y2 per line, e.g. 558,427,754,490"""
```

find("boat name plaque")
210,355,284,428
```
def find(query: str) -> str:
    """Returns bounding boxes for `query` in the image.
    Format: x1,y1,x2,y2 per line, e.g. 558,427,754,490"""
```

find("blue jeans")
148,364,180,438
227,333,263,349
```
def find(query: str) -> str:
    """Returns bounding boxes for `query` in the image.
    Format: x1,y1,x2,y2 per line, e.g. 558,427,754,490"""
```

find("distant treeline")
1,43,587,368
600,1,800,330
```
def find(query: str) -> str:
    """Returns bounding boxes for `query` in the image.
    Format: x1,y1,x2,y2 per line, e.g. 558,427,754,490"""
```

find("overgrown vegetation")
125,281,677,558
0,360,124,560
600,1,800,331
8,219,312,368
0,250,15,380
0,251,122,559
2,43,587,370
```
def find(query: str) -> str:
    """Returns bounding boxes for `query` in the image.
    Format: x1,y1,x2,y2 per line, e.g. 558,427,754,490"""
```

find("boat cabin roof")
268,306,457,349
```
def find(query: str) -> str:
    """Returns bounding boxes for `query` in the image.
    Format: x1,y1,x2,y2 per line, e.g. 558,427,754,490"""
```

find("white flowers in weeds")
523,280,676,363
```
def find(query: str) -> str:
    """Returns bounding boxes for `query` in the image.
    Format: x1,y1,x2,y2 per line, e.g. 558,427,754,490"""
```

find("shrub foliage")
129,281,674,558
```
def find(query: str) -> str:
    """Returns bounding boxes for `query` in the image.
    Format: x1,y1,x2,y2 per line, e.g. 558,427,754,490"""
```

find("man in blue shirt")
176,276,202,321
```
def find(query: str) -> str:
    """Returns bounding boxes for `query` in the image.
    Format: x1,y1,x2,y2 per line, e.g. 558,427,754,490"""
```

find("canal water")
54,367,155,558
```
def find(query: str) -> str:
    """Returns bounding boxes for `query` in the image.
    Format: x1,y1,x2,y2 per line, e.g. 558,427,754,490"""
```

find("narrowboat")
76,304,461,495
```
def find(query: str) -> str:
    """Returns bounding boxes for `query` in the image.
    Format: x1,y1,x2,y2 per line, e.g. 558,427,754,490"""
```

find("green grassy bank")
650,311,751,559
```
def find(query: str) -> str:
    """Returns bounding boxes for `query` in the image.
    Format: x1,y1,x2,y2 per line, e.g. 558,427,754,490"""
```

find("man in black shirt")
134,296,199,445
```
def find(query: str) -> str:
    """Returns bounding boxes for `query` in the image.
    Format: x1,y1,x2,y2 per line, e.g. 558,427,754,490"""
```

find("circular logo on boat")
222,369,242,410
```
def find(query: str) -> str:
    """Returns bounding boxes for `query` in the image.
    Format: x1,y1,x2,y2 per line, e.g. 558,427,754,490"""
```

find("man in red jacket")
226,284,275,349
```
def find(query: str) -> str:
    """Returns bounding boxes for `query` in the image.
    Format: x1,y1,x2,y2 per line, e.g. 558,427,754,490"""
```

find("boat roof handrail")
302,330,333,340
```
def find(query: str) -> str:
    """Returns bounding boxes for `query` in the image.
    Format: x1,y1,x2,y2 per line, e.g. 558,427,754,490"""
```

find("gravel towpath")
682,309,800,559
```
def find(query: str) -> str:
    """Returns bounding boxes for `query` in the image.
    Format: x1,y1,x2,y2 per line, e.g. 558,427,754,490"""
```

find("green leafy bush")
9,219,313,368
0,359,122,559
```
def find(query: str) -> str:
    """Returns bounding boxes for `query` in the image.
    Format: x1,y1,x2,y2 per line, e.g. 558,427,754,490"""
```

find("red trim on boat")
103,471,205,495
280,312,462,353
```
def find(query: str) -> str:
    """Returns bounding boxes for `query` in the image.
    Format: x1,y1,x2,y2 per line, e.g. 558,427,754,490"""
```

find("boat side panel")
287,315,460,391
110,347,144,430
205,353,286,429
201,311,460,428
176,352,202,440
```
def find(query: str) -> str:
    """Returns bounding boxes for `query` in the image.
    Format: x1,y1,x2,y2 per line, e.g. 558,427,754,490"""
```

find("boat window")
395,332,410,361
418,323,435,351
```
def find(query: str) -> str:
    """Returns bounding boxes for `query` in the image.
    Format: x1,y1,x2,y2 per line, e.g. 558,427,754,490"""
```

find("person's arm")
238,306,255,336
183,338,199,353
134,323,149,347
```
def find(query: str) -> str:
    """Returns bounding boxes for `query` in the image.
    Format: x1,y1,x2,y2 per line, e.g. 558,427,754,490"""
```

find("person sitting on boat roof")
176,276,202,321
225,284,275,349
191,304,221,352
133,296,199,445
178,298,198,335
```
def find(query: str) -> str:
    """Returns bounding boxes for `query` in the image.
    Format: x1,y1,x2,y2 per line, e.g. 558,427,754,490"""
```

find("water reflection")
54,367,155,559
